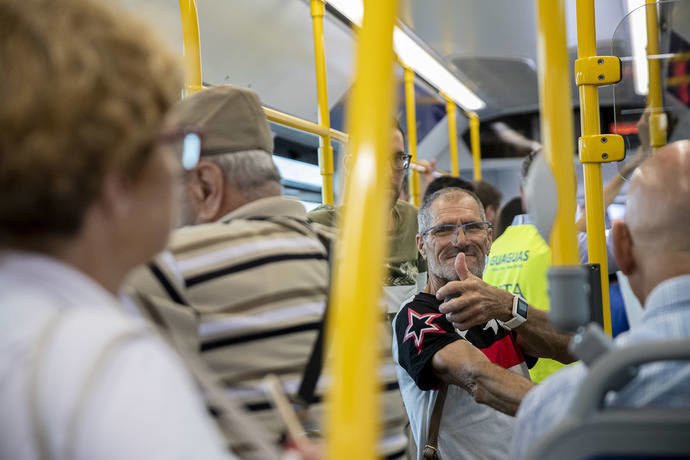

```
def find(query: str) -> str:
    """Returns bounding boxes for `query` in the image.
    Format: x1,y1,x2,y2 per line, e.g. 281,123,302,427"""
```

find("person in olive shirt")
308,121,426,312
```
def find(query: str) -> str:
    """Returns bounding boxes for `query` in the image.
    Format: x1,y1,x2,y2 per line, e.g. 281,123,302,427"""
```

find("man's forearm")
515,307,575,364
433,342,536,416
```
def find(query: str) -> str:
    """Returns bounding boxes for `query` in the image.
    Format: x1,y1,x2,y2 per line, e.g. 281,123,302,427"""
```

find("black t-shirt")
394,293,536,390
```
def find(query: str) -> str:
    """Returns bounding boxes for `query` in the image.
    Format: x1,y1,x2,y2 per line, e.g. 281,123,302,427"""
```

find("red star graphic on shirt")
403,309,446,354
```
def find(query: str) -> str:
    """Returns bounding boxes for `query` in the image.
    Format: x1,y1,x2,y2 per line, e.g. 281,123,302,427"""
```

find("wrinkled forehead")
430,193,482,224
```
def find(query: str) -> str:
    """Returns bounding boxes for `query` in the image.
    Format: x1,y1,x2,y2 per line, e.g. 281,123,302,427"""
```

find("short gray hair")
208,149,282,200
418,187,486,233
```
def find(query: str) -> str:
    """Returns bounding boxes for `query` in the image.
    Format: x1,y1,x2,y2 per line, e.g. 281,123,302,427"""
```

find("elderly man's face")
420,195,493,282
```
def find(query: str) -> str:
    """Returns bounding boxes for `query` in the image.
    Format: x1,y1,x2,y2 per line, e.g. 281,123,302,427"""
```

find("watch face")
517,298,529,318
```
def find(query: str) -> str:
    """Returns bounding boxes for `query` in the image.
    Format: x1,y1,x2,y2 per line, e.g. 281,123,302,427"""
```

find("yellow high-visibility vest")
483,215,565,382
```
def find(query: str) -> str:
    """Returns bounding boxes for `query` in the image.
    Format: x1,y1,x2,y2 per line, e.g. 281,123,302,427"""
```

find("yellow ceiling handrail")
574,0,614,335
311,0,335,205
262,107,349,144
178,0,202,95
403,65,421,206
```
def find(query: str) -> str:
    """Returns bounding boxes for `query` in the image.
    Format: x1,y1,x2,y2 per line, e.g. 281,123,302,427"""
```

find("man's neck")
424,274,449,296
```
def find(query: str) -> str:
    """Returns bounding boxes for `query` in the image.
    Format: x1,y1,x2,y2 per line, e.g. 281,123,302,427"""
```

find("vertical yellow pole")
178,0,203,95
645,0,667,147
404,65,421,206
575,0,612,335
536,0,580,268
468,111,482,181
443,94,460,177
326,0,396,459
311,0,335,205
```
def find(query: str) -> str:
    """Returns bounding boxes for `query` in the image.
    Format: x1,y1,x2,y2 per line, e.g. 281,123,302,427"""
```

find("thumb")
455,252,472,281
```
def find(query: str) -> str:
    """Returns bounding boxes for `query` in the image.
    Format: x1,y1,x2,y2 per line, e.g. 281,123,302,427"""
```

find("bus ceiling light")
327,0,485,111
626,0,649,96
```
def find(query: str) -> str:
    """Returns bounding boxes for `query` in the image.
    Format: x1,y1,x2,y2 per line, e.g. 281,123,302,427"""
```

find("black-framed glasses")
421,221,492,240
392,152,412,170
158,128,203,171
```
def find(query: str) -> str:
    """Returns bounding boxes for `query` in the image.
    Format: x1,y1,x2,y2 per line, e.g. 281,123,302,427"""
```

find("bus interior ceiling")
116,0,690,209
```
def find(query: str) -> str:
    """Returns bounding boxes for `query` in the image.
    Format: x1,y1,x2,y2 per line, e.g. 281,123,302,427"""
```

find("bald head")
625,140,690,252
613,140,690,305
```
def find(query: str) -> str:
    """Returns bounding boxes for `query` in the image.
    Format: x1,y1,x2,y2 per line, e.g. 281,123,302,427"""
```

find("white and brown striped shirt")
127,196,409,459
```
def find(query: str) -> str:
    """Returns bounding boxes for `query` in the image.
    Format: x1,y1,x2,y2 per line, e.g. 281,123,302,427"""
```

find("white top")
0,251,234,460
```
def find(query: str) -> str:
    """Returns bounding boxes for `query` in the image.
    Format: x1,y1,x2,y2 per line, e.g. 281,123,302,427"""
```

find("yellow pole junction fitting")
466,111,482,181
178,0,203,96
645,0,667,148
403,65,421,207
310,0,335,205
574,56,621,86
325,0,397,458
536,0,579,268
578,134,625,163
442,93,460,177
575,0,612,335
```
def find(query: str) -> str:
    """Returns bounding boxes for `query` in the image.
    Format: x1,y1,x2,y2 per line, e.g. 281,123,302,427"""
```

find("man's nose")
452,226,469,246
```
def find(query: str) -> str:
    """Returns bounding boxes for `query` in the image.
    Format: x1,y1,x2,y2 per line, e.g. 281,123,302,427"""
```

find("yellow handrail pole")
178,0,203,96
536,0,580,268
575,0,612,335
403,65,421,206
263,107,349,144
311,0,335,204
467,111,482,181
442,94,460,177
645,0,667,147
325,0,396,458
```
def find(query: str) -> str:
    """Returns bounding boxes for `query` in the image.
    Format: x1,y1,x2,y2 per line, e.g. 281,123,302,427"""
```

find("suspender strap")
295,301,327,407
422,384,448,460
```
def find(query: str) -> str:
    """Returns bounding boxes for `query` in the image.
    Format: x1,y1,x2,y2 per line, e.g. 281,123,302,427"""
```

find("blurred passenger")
511,139,690,458
126,85,331,457
309,119,425,311
393,187,574,459
0,0,238,458
473,180,503,230
422,175,475,203
496,197,523,238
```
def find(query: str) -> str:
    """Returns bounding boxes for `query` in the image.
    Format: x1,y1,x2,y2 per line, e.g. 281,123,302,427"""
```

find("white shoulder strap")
28,310,147,460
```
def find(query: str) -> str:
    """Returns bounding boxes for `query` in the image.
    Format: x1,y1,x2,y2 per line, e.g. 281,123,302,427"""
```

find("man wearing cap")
126,85,409,458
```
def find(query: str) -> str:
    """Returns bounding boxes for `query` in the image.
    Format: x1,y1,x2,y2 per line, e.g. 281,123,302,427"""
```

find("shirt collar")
219,196,307,222
511,214,533,226
642,274,690,317
0,250,121,310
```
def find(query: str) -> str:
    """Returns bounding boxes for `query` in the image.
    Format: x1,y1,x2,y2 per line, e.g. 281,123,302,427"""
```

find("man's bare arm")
513,307,575,364
431,341,536,416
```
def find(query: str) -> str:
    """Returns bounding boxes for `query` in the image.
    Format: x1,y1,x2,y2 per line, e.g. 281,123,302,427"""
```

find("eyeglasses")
392,152,412,170
421,222,492,240
157,128,203,171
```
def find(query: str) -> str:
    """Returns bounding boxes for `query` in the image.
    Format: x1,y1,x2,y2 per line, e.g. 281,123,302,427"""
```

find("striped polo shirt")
127,196,409,458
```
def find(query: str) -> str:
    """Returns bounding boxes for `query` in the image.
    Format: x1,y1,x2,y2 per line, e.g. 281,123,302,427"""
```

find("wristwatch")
500,295,529,331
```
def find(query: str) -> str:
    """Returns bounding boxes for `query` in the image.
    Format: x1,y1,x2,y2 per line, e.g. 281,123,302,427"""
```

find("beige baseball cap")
170,85,274,155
